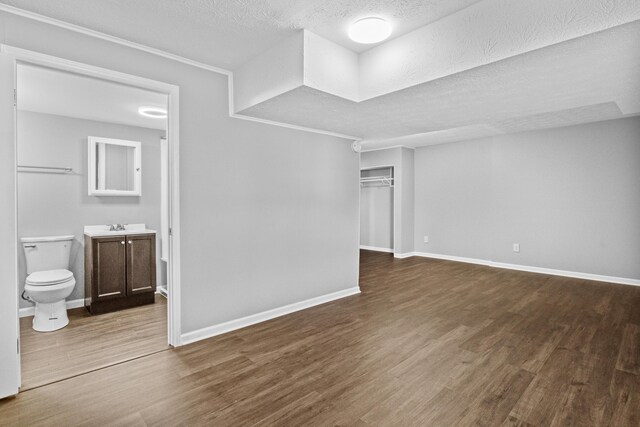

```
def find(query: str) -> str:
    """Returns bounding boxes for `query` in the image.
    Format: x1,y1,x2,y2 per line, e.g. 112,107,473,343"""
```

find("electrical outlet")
513,243,520,253
423,235,429,243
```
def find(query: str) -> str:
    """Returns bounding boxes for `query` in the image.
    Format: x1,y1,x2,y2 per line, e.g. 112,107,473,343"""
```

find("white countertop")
84,223,156,237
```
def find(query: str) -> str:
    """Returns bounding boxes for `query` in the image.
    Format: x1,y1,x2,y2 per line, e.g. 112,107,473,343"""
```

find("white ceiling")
0,0,482,68
238,20,640,144
3,0,639,150
17,63,168,130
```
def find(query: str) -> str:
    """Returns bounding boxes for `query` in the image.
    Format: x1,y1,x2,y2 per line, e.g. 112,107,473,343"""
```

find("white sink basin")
84,224,156,237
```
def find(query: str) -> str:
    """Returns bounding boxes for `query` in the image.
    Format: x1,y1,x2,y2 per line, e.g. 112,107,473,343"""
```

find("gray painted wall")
360,147,415,255
360,183,393,250
0,11,360,334
16,111,165,309
400,148,415,255
414,117,640,279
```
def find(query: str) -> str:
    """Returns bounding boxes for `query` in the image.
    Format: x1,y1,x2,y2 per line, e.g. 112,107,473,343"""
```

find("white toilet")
21,235,76,332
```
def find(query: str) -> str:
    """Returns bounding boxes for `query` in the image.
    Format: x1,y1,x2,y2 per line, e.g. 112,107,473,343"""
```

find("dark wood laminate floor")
2,251,639,425
19,294,168,390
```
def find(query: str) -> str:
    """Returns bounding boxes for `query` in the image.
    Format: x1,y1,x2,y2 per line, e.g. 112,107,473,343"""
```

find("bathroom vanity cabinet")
84,232,156,314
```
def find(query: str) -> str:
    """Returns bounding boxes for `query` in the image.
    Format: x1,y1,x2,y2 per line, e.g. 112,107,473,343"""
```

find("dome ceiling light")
348,17,392,44
138,106,167,118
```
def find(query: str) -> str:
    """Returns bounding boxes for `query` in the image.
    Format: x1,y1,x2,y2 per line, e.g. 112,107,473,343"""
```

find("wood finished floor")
2,250,639,425
19,294,168,390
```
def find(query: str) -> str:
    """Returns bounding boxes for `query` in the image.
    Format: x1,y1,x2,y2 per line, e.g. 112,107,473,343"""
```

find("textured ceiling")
239,20,640,144
3,0,639,150
17,63,168,130
361,103,628,150
0,0,481,68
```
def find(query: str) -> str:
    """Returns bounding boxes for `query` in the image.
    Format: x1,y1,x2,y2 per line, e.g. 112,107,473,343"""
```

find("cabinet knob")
120,241,125,245
128,240,133,244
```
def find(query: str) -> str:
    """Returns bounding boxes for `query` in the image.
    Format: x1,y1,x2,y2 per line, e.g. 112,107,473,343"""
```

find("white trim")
230,112,359,141
360,161,400,256
88,136,142,196
412,251,489,266
490,262,640,287
181,287,361,345
359,245,393,253
19,298,84,318
360,164,395,172
393,252,415,259
3,46,183,348
1,50,21,397
1,45,177,94
167,89,182,346
0,5,360,142
0,4,231,76
409,251,640,287
156,286,168,298
360,145,416,153
160,138,169,261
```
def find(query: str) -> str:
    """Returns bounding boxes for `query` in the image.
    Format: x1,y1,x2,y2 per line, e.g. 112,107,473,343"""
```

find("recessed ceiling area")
232,0,640,148
3,0,640,150
17,63,167,130
238,21,640,146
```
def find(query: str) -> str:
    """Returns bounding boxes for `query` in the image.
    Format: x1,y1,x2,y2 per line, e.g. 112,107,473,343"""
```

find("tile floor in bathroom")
19,294,168,390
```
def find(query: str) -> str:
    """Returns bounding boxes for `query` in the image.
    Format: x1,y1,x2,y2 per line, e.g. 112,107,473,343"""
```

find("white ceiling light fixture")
348,17,392,44
138,106,167,118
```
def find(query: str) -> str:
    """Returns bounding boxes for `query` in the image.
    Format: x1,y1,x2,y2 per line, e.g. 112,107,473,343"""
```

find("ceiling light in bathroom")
348,17,392,44
138,106,167,118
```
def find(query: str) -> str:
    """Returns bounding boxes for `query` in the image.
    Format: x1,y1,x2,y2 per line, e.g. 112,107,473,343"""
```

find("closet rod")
360,176,394,181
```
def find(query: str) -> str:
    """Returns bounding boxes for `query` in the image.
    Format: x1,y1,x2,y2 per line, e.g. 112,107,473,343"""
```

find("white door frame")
0,48,20,399
359,164,397,254
0,45,183,394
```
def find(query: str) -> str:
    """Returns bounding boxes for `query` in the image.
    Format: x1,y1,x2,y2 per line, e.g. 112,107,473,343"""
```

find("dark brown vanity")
84,230,156,314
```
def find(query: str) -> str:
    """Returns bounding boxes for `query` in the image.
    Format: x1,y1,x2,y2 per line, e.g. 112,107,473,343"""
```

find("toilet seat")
26,269,74,286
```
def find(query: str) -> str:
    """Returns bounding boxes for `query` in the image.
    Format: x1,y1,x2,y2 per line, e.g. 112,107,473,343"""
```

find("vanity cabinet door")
126,234,156,295
92,236,127,301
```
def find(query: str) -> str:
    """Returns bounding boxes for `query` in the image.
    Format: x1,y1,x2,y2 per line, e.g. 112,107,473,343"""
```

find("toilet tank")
21,235,75,274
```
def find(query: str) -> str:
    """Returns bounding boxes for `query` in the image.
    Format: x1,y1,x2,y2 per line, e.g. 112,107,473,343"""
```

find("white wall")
16,111,165,309
414,138,492,260
0,11,360,337
360,183,393,251
414,117,640,280
233,31,304,112
303,31,358,101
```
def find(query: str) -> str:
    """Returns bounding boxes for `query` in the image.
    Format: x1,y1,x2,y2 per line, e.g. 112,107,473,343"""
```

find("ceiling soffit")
232,0,640,148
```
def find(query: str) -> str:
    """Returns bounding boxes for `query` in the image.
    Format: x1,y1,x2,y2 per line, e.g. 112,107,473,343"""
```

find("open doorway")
359,166,395,253
8,51,180,391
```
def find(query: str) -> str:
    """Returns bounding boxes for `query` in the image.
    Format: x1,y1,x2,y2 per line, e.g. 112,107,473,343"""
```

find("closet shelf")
360,166,394,187
360,176,394,186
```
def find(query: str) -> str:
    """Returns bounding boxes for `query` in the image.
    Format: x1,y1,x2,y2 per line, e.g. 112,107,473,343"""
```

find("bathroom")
16,63,171,389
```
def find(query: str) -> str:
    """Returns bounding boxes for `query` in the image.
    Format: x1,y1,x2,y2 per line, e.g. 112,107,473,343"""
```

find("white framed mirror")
88,136,141,196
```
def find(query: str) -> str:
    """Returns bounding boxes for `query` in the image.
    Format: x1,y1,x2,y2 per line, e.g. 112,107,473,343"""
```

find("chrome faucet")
109,224,125,231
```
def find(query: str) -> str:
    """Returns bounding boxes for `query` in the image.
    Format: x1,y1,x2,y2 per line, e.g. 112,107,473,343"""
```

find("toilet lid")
26,269,74,286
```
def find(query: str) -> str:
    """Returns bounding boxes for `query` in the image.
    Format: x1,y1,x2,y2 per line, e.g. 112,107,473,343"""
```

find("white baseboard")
156,286,168,298
410,251,640,287
393,252,415,259
181,287,361,345
19,298,85,318
411,251,488,266
360,245,393,253
489,261,640,287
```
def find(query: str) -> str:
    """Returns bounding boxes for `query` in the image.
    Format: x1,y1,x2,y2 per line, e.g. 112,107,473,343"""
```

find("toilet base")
32,300,69,332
